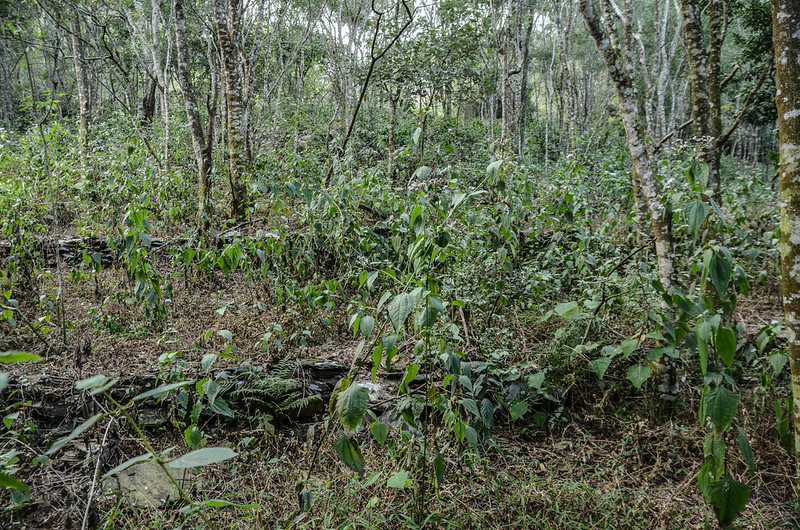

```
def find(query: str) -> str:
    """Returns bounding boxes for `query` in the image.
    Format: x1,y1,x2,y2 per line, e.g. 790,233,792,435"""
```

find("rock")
103,461,194,507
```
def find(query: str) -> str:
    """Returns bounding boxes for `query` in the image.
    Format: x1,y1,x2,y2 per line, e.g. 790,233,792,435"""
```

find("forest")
0,0,799,527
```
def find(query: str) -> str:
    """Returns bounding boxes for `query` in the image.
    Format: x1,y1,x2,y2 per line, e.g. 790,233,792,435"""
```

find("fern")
229,356,320,415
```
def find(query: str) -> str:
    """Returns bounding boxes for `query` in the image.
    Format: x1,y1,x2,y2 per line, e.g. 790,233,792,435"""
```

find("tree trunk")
68,9,91,169
213,0,248,219
773,0,800,502
579,0,674,289
174,0,212,221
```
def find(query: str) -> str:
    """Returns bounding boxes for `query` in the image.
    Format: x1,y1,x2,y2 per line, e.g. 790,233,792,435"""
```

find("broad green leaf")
412,127,422,145
626,364,652,389
714,328,737,368
132,381,192,402
89,378,119,396
591,357,613,380
47,413,104,455
217,330,233,342
487,159,503,177
460,398,480,418
0,473,29,492
337,383,369,431
201,354,217,373
481,398,494,428
686,200,710,232
211,397,234,418
554,301,579,318
709,254,732,298
333,433,364,476
705,387,739,430
371,421,387,446
359,316,375,340
102,452,153,478
0,351,41,363
413,166,432,181
527,371,545,389
0,373,8,393
510,400,528,421
737,427,755,475
168,447,237,468
386,470,409,488
708,475,750,525
769,352,788,376
387,288,422,332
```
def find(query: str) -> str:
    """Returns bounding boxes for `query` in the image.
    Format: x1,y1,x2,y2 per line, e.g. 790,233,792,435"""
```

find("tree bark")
579,0,675,290
68,8,91,169
213,0,248,219
174,0,212,222
773,0,800,502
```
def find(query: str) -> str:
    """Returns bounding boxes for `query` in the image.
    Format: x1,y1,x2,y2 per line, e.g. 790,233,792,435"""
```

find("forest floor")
3,263,797,529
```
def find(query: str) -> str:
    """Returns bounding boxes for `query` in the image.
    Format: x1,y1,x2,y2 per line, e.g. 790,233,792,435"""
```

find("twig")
82,418,114,530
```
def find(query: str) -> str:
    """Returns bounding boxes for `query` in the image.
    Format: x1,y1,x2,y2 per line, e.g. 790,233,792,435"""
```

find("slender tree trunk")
213,0,248,218
774,0,800,502
174,0,212,221
68,9,91,170
579,0,674,289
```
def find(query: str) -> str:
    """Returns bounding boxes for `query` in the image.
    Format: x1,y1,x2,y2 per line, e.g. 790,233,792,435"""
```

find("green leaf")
211,397,234,418
0,373,8,393
686,200,710,232
480,398,494,428
554,301,579,318
591,357,613,380
201,354,217,373
709,254,732,298
769,352,788,376
705,386,739,431
704,433,726,479
487,159,503,178
434,451,445,490
714,327,737,368
102,452,153,478
698,339,709,375
510,400,528,421
460,398,480,418
413,166,432,181
708,475,750,525
201,499,260,509
359,316,375,339
75,374,108,390
626,364,652,389
217,329,233,342
386,470,409,488
737,427,755,475
131,381,192,402
333,433,364,476
47,413,105,455
370,421,387,446
167,447,238,469
0,473,29,492
0,351,42,363
336,382,369,431
387,288,422,332
464,426,478,448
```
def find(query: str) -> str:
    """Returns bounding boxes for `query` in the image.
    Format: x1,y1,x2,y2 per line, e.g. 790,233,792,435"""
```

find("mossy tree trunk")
578,0,675,290
773,0,800,502
213,0,248,219
68,8,91,172
174,0,212,222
